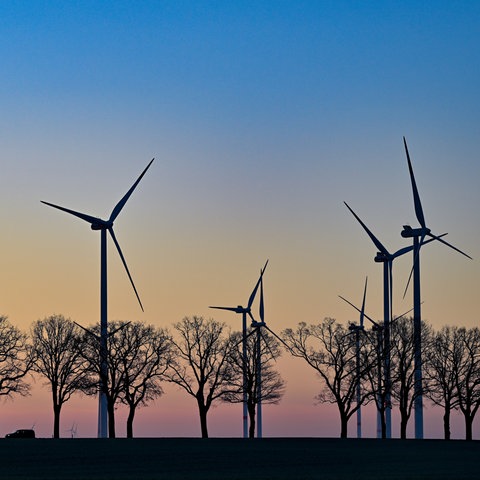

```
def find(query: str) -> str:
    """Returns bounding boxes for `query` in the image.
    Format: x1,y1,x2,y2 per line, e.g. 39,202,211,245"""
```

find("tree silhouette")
390,317,431,439
165,316,236,438
31,315,87,438
0,315,32,398
282,318,373,438
423,325,460,440
222,328,285,438
79,321,132,438
359,323,390,438
452,327,480,441
117,322,173,438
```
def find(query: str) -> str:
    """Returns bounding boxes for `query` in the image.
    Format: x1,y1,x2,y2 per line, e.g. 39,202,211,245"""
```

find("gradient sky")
1,1,479,439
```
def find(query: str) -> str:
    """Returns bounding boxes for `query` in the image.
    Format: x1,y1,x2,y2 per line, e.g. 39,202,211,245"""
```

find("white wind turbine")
42,159,153,438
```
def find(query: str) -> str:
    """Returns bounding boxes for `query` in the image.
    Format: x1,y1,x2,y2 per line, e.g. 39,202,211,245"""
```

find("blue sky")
1,1,479,438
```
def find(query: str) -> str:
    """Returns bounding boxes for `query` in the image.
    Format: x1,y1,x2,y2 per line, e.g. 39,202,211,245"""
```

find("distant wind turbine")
66,423,77,439
42,159,154,438
401,137,471,439
340,293,417,439
245,264,290,438
345,277,368,439
210,260,268,438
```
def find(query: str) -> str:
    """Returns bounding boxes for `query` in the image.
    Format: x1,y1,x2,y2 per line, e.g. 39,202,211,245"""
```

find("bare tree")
165,316,236,438
116,322,173,438
360,324,390,438
0,315,32,398
223,328,285,438
79,321,131,438
31,314,87,438
453,327,480,441
423,325,459,440
390,317,431,439
282,318,373,438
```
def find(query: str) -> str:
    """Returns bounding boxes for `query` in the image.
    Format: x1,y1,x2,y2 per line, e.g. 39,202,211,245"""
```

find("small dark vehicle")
5,429,35,438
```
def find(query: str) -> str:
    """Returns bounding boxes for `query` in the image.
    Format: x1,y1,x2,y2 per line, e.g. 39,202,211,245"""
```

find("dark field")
1,437,478,479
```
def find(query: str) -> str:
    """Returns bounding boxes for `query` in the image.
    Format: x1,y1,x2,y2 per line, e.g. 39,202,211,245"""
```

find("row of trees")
282,317,480,440
0,315,284,438
0,314,479,439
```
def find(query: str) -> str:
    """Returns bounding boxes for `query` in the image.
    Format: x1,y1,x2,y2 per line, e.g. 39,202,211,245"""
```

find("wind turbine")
345,277,368,439
247,266,289,438
66,423,77,439
249,269,267,438
340,293,417,439
343,201,444,438
340,279,385,438
401,137,471,439
42,159,153,438
210,260,268,438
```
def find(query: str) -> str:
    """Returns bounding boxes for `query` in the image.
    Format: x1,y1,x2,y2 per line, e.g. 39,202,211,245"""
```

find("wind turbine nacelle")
251,321,266,328
401,225,430,238
91,221,111,231
374,252,388,263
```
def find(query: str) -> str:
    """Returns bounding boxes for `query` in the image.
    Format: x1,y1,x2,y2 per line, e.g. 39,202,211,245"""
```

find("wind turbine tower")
42,159,154,438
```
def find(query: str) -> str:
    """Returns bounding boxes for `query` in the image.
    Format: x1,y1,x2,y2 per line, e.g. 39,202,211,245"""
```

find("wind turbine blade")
403,263,414,300
392,304,419,322
264,325,293,352
244,328,257,344
344,202,389,255
73,321,99,339
360,277,367,328
259,328,277,361
391,233,448,259
389,261,393,324
41,201,101,225
108,321,131,337
232,328,257,349
427,233,472,260
109,159,154,223
259,275,265,323
108,227,144,312
403,231,425,300
403,137,426,229
391,244,414,259
247,260,269,309
338,295,380,328
209,306,241,312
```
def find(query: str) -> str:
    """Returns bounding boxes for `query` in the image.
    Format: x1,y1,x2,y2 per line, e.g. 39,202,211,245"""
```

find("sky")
1,1,479,439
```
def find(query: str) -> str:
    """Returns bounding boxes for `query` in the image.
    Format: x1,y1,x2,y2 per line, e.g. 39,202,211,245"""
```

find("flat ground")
1,437,478,479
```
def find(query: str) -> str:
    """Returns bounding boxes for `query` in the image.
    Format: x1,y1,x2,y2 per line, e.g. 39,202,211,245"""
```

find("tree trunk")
400,415,408,439
197,402,209,438
248,402,256,439
465,415,473,441
126,405,135,438
380,408,387,439
108,400,116,438
443,408,451,440
340,412,348,439
53,403,61,439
